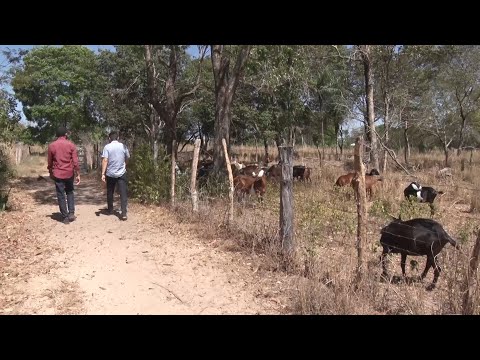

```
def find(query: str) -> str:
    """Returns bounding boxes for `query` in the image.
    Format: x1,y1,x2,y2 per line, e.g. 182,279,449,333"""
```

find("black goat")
404,182,444,215
379,217,459,291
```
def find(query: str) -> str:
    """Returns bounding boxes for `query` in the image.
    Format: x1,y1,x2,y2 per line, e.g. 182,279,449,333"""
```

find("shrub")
127,144,172,204
0,147,14,211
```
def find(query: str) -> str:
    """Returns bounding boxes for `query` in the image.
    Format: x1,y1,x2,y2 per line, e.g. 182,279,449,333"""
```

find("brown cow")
233,169,266,201
266,164,282,182
239,164,260,177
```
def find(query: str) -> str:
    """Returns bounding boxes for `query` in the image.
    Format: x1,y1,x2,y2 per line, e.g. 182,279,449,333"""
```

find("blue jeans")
54,176,75,219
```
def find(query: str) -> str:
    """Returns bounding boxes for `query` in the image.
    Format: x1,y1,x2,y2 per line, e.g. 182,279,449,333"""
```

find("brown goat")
351,174,383,199
335,172,355,187
335,169,380,187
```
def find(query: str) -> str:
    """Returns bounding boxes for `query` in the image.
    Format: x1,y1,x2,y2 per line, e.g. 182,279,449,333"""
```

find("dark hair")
109,131,119,141
56,126,68,137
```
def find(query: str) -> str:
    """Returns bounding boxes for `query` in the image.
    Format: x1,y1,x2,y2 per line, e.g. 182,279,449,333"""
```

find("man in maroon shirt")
47,126,81,224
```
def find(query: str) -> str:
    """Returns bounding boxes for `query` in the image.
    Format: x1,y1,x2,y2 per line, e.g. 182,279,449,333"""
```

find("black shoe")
62,217,70,225
107,209,114,215
68,213,76,221
121,213,128,221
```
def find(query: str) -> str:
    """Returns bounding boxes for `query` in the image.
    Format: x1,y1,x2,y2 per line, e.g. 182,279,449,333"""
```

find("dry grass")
170,145,480,314
14,154,48,177
0,181,85,315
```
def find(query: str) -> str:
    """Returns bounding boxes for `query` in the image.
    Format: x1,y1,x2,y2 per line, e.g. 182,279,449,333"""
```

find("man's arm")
101,146,109,182
101,157,108,182
72,144,81,185
47,145,54,179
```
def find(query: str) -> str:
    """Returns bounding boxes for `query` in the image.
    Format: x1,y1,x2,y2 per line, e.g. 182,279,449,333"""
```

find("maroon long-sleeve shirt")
47,136,80,179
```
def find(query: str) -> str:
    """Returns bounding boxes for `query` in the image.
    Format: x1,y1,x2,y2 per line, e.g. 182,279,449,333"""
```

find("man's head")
109,131,119,142
56,126,68,138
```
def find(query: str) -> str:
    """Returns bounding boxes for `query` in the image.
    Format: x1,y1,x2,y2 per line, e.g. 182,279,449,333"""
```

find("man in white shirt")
101,131,130,220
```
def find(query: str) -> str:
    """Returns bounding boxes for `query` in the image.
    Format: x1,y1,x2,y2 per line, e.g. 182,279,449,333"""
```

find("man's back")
103,140,129,177
48,137,79,179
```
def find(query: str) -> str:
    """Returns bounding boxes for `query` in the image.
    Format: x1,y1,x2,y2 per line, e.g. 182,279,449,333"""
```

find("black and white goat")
404,182,444,215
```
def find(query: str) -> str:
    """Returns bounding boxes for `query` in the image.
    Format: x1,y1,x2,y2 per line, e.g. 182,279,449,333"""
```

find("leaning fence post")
190,139,201,212
222,138,234,224
353,137,367,288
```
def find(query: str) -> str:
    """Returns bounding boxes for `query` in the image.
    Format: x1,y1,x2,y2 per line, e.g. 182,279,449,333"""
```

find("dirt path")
1,175,287,315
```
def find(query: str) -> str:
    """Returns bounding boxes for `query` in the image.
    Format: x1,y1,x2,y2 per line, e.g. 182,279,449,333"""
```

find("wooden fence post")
462,230,480,315
353,137,367,288
279,146,294,255
222,138,234,224
190,139,201,212
170,140,176,208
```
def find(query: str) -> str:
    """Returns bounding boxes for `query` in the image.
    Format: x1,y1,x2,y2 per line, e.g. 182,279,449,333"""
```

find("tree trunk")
164,128,177,160
212,93,232,175
359,45,379,170
444,143,449,168
334,122,339,158
339,126,344,157
404,120,410,165
458,115,467,156
263,137,269,164
321,119,326,161
382,98,390,174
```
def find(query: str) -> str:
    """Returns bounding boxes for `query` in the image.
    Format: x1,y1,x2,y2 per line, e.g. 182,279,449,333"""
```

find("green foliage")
127,144,171,204
456,220,477,245
398,198,432,221
0,147,13,211
369,199,393,219
0,89,24,143
12,46,102,143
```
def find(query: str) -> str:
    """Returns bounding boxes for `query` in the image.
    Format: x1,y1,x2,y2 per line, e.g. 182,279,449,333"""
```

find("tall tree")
11,46,101,143
144,45,207,160
357,45,380,170
211,45,251,174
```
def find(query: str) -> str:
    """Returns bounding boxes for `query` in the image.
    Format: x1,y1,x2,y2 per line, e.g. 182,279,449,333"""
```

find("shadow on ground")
15,175,107,207
95,208,123,220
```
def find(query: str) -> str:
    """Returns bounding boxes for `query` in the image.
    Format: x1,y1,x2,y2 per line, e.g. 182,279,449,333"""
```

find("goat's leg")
380,248,390,281
400,253,407,279
421,256,433,281
426,256,441,291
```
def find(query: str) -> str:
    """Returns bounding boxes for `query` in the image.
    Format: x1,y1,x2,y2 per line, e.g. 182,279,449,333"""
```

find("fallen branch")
373,128,411,176
151,282,185,304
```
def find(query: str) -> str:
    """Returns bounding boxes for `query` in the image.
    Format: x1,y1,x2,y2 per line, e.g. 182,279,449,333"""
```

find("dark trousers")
106,172,128,215
54,176,75,219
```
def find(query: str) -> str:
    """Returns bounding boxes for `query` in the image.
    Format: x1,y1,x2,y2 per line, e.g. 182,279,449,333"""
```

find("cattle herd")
183,154,458,291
